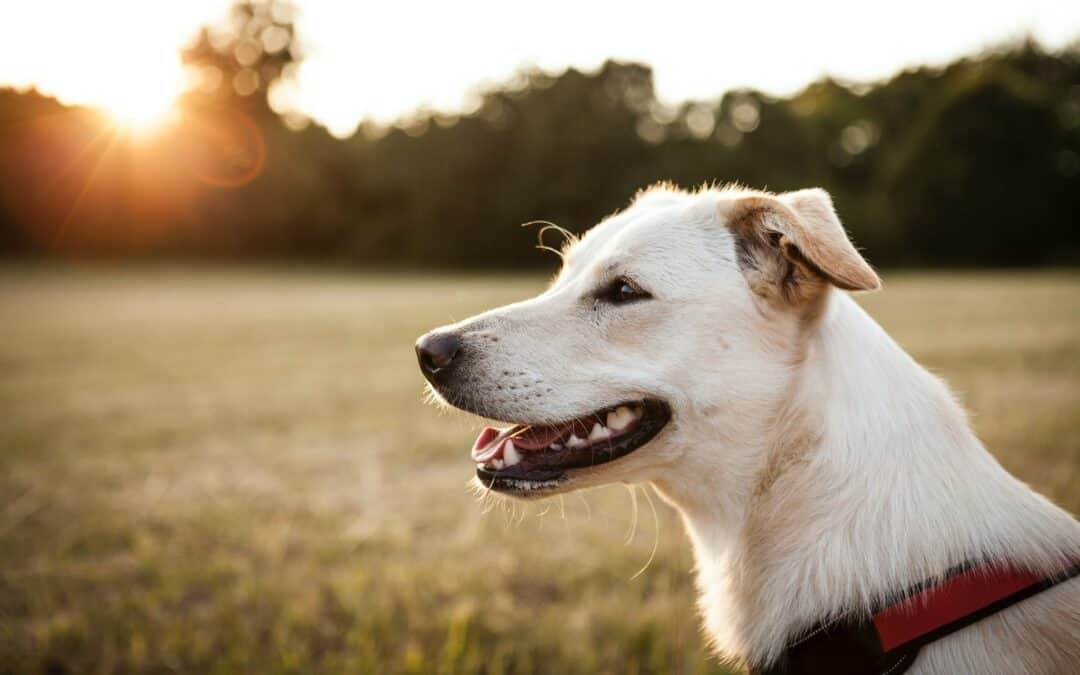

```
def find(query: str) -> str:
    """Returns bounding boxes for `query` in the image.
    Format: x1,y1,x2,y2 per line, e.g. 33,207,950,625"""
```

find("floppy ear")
721,188,880,304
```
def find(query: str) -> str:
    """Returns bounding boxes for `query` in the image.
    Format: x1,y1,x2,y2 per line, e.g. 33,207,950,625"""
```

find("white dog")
416,185,1080,674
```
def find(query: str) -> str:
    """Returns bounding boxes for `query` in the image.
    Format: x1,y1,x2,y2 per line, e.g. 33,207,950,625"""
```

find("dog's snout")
415,332,463,381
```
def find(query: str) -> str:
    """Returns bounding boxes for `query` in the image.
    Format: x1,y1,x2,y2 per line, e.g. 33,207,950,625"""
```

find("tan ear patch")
779,189,881,292
723,190,880,305
727,198,825,305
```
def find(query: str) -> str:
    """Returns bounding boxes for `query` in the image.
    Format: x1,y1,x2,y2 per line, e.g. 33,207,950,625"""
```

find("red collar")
752,557,1080,675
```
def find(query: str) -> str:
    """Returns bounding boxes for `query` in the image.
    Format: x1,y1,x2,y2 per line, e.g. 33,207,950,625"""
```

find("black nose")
415,332,462,380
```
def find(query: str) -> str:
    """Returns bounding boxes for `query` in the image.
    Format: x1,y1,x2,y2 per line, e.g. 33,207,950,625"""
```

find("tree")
181,0,300,117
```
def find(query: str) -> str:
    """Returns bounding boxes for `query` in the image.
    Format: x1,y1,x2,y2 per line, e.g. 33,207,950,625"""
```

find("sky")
1,0,1078,137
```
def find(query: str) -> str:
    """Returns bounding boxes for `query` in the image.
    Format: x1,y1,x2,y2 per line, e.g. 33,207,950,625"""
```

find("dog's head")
416,186,879,498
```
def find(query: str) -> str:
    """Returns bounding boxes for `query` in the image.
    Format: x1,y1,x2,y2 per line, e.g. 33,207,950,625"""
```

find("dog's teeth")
567,434,586,449
607,406,633,431
588,423,612,441
503,440,521,466
493,458,505,470
550,442,562,450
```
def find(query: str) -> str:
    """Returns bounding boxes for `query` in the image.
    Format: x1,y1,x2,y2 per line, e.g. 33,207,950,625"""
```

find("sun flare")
103,90,178,134
90,49,186,136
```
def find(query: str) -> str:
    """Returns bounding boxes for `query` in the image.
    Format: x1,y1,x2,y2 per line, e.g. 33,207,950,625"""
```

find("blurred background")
0,1,1078,673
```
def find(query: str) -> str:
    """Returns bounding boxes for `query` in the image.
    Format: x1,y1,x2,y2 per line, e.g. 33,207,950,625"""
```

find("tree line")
1,2,1077,269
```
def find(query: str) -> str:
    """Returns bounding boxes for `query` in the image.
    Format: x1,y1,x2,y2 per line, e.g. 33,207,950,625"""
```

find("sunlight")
0,0,207,136
96,56,184,135
103,90,178,134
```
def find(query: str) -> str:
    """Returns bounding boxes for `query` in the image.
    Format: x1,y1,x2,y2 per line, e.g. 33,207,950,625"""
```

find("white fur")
423,186,1080,672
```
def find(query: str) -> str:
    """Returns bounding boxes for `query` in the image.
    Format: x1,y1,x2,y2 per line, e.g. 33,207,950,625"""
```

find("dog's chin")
467,399,672,500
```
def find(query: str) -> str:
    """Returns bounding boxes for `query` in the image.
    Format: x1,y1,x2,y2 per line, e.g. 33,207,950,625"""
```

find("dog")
416,185,1080,674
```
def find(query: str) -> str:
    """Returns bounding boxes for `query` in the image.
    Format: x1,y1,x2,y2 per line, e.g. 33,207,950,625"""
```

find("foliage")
0,13,1077,267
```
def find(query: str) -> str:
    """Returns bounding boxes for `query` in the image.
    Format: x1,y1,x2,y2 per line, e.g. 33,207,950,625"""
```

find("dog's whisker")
629,485,660,581
574,491,592,522
624,483,639,546
521,220,578,263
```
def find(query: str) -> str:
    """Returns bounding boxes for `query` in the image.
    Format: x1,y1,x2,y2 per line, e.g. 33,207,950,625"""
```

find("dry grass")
0,266,1076,675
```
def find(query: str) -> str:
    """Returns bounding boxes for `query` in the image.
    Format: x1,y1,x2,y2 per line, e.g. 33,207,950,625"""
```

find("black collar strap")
750,557,1080,675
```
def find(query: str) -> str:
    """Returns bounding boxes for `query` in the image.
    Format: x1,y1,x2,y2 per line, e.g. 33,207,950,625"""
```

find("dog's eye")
600,277,650,304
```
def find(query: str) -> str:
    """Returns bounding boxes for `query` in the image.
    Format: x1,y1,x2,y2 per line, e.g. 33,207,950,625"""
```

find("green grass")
0,267,1077,675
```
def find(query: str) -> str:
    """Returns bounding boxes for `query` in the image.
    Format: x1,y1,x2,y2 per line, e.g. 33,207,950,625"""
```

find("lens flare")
103,91,178,134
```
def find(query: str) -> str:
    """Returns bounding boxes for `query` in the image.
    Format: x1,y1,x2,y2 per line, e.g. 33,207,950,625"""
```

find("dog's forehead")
562,192,728,279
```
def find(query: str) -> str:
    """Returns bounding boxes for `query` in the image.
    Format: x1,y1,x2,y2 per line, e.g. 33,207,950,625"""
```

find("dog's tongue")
471,423,568,462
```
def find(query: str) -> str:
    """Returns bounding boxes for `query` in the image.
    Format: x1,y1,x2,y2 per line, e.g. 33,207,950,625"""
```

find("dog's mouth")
472,399,671,494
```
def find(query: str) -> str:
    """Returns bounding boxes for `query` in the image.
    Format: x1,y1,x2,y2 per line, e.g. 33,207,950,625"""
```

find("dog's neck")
652,290,1080,667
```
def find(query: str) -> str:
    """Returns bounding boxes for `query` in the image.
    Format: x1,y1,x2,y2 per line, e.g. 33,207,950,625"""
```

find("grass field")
1,267,1077,675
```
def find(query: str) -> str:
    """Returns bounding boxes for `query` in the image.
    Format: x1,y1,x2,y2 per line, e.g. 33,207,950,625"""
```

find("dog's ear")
721,188,880,304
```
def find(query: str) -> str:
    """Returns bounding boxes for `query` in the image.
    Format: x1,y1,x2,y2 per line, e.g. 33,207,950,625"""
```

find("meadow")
0,267,1077,675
